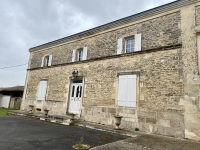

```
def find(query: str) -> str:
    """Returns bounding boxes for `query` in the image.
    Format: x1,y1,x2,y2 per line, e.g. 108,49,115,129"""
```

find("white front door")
68,82,83,114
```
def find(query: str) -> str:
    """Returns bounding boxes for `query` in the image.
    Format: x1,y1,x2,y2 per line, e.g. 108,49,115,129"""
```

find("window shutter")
72,49,76,62
135,33,141,52
41,57,44,67
37,81,47,100
83,47,88,60
117,38,123,54
117,75,137,107
126,75,137,107
48,55,52,66
117,76,127,107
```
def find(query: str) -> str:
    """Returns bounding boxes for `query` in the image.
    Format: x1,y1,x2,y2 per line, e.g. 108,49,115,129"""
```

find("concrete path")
91,133,200,150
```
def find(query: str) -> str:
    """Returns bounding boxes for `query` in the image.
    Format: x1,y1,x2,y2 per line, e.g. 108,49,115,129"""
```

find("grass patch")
0,108,17,116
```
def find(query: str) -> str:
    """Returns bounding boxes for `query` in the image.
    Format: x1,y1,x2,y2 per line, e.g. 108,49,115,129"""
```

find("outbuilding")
0,86,24,109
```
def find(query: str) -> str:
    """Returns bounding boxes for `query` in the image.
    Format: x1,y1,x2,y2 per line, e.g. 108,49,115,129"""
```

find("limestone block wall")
23,2,200,139
180,3,200,141
83,105,136,127
25,48,183,107
83,106,184,138
137,110,184,138
29,12,181,69
22,47,184,138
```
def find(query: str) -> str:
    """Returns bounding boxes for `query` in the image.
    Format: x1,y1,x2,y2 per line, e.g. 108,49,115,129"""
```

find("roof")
29,0,192,52
0,86,24,92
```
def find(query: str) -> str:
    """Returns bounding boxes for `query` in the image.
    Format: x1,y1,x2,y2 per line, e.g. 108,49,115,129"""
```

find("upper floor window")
72,47,88,62
41,55,52,67
117,33,141,55
126,38,135,53
78,49,83,61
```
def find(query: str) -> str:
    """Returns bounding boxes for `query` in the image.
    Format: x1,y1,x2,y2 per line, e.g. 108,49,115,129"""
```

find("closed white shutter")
72,49,76,62
117,75,137,107
126,75,137,107
135,33,142,52
37,81,47,100
83,47,88,60
117,38,123,55
48,55,52,66
41,57,44,67
117,76,127,107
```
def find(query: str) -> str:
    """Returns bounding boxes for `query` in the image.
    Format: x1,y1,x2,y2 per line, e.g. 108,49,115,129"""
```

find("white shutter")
37,81,47,100
135,33,142,52
83,47,88,60
126,75,137,107
48,55,52,66
117,38,123,55
117,76,127,107
41,57,44,67
72,49,76,62
117,75,137,107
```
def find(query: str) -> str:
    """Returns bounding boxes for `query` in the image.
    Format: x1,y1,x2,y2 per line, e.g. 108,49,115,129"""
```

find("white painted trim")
41,57,44,67
117,38,123,54
48,55,52,66
135,33,142,52
72,49,76,62
83,47,88,60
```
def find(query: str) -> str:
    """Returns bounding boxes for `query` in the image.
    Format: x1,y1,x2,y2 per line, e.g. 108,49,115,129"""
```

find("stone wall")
29,12,181,69
196,5,200,26
83,106,184,138
9,97,21,109
180,4,200,141
26,49,183,108
22,2,200,140
22,48,184,137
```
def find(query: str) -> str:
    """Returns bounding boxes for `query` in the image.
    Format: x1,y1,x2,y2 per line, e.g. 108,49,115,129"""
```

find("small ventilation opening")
36,108,41,111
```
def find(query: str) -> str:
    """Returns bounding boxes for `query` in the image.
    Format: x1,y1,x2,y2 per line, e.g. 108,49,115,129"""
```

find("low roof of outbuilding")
0,86,24,92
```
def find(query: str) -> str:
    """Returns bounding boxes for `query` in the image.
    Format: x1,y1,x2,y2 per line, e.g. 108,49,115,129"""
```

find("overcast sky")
0,0,176,87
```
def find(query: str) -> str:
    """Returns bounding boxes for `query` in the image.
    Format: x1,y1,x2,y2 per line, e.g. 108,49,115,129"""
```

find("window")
37,80,48,100
117,33,141,55
117,75,137,107
44,56,49,66
41,55,52,67
126,38,134,53
72,47,88,62
78,49,83,61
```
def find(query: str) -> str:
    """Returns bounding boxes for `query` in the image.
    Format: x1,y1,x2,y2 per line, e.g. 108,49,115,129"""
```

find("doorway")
68,80,83,114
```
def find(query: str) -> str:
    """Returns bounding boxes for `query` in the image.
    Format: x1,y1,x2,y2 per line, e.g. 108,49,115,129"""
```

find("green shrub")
135,128,139,131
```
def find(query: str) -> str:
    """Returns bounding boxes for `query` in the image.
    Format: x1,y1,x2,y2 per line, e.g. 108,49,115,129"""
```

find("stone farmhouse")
21,0,200,141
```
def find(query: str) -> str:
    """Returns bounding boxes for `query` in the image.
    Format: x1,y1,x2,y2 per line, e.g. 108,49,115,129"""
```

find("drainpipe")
197,33,200,74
